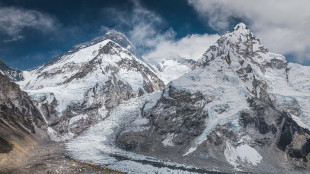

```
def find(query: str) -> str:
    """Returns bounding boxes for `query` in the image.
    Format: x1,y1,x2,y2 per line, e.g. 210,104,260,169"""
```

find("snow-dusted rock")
0,60,24,81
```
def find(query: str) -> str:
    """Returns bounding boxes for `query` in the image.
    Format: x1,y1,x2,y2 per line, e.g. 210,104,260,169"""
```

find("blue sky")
0,0,309,70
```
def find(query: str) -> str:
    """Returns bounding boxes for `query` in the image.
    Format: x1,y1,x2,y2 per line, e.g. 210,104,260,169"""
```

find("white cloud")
188,0,310,63
103,0,219,61
144,33,220,61
123,0,176,52
0,7,57,42
129,24,175,50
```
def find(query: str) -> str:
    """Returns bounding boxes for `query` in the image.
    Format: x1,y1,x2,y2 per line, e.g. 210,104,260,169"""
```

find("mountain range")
1,23,310,173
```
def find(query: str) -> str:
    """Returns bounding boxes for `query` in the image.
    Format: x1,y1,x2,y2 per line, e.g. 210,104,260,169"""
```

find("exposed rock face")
0,137,12,153
0,60,24,81
0,74,46,158
16,31,165,141
150,87,208,144
115,23,310,173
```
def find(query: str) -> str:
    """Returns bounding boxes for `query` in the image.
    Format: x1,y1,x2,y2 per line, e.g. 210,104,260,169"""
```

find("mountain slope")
67,92,223,174
17,31,165,141
115,23,310,173
147,57,196,84
0,60,23,81
33,30,140,74
0,74,47,167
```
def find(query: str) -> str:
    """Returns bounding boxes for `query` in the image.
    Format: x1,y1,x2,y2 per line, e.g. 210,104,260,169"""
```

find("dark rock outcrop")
0,74,46,154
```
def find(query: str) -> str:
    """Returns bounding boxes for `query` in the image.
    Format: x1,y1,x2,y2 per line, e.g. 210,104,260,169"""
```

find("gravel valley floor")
0,141,122,174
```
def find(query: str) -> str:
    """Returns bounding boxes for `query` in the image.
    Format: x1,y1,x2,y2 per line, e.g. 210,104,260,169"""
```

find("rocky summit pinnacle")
231,22,252,37
233,22,248,31
196,22,274,67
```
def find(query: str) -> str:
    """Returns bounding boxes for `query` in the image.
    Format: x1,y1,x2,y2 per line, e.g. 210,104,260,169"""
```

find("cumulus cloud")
188,0,310,63
145,33,219,61
0,7,57,42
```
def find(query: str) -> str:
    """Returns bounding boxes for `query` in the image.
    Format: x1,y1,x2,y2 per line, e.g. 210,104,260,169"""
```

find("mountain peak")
102,30,134,51
233,22,248,31
96,29,128,44
34,29,141,73
196,22,287,67
69,30,138,58
230,22,252,37
74,30,129,49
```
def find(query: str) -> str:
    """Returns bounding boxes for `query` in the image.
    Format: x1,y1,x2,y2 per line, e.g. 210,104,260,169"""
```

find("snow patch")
224,141,262,168
183,147,197,156
162,133,175,147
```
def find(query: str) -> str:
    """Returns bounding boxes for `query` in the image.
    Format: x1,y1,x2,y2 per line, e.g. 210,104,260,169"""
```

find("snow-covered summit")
33,30,138,73
75,30,136,55
17,33,164,141
197,23,286,68
71,29,136,55
193,23,309,129
233,22,248,32
114,23,310,172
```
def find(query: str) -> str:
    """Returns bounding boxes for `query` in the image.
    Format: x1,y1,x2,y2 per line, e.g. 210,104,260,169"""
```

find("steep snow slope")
115,23,310,173
147,57,196,84
17,30,165,140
